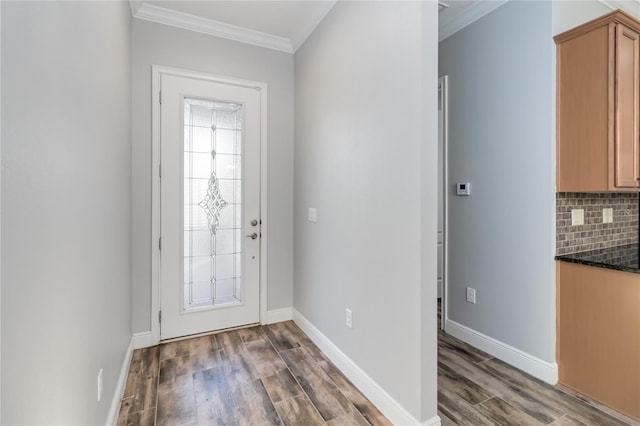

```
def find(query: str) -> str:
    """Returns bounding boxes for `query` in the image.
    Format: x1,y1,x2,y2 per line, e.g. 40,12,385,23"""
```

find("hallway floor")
117,321,391,425
118,319,638,425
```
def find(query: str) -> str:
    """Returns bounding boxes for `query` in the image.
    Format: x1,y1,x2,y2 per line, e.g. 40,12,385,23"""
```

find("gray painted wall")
132,20,294,333
0,2,3,419
294,1,438,420
439,1,555,362
1,2,132,424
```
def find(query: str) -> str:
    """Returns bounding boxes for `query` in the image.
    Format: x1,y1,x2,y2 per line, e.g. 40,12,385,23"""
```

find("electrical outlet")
603,208,613,224
571,209,584,226
97,369,103,402
466,287,476,304
345,308,353,328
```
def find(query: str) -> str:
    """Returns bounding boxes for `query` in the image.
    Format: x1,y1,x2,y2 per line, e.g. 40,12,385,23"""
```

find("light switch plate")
603,208,613,224
308,208,317,223
571,209,584,226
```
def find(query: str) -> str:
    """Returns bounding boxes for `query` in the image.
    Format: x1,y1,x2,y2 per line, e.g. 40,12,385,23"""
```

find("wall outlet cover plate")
571,209,584,226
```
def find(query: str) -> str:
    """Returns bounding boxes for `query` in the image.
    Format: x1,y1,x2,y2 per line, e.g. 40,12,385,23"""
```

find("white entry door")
160,73,261,340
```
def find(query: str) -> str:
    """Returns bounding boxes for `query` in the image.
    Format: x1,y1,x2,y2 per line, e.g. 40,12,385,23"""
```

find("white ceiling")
140,1,636,52
131,1,640,52
439,0,477,21
146,1,332,41
132,1,336,53
438,0,508,42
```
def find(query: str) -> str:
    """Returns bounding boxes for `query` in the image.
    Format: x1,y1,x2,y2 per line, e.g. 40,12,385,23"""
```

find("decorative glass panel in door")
184,99,244,310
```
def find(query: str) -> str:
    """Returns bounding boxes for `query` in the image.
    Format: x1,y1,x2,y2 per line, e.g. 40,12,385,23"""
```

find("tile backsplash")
556,193,638,255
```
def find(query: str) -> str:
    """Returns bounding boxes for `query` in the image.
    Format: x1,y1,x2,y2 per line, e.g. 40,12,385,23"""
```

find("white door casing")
151,66,268,343
438,75,449,331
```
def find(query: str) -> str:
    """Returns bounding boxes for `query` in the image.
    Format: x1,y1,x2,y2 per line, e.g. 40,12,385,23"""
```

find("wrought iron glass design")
183,98,243,311
198,149,227,235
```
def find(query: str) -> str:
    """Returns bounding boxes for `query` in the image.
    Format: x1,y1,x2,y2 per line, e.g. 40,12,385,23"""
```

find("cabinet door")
556,25,611,192
558,262,640,420
614,24,640,188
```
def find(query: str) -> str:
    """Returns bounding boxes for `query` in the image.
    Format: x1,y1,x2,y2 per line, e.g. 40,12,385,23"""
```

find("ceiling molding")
598,0,640,17
289,1,337,52
132,2,295,54
129,0,143,18
439,0,509,42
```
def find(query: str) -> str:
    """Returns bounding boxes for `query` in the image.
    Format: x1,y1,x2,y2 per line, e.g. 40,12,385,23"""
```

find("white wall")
294,1,438,421
552,0,611,35
132,20,294,333
440,0,556,366
1,2,132,424
553,0,640,35
551,0,640,35
420,1,439,419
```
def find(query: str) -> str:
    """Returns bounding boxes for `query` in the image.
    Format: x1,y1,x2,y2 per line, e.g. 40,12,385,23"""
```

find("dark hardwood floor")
117,321,391,425
118,314,639,425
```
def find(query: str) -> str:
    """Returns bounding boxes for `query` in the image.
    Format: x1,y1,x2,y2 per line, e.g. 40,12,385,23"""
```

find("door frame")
151,65,268,344
439,75,449,331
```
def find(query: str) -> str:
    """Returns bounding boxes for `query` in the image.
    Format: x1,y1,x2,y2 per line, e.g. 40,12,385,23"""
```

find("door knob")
246,233,258,240
251,219,258,226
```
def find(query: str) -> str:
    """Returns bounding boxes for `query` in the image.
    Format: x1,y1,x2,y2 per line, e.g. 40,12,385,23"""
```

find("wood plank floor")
437,299,639,426
118,317,639,425
437,329,639,426
117,321,391,426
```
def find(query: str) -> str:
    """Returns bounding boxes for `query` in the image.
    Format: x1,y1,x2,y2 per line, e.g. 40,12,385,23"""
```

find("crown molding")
598,0,640,17
439,0,509,42
129,0,142,18
132,2,294,54
290,1,337,52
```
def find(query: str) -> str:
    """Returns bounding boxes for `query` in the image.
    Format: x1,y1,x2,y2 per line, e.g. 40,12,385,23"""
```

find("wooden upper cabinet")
555,11,640,191
615,24,640,188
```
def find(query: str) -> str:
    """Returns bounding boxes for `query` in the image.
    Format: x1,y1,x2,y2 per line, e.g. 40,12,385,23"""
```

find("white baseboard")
106,336,134,426
293,309,437,426
264,307,293,324
422,416,442,426
445,319,558,384
133,331,154,349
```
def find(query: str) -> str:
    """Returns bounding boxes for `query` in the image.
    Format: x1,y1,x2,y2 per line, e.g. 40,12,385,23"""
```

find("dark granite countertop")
555,243,640,273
